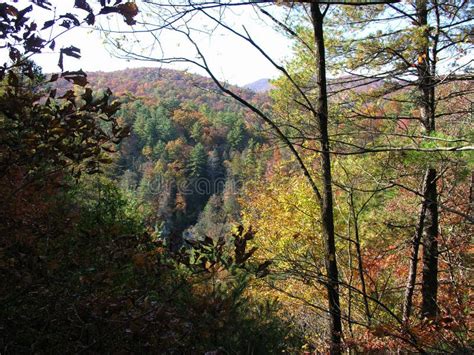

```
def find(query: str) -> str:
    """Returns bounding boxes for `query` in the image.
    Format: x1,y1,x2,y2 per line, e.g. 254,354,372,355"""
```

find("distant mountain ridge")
243,76,386,94
58,68,417,104
55,67,267,113
244,78,273,93
63,68,392,99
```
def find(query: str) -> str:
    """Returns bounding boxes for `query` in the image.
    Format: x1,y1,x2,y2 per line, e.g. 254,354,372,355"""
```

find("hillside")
66,67,271,246
82,67,267,111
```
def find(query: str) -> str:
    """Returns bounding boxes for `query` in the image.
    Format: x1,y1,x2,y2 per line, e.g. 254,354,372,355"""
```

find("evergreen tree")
152,140,167,160
227,120,246,151
190,121,203,143
133,104,176,147
152,106,176,142
188,143,208,179
132,102,150,145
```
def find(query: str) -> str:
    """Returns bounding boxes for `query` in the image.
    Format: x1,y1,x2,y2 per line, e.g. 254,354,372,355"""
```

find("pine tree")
330,0,472,322
188,143,208,179
191,121,203,143
227,120,246,151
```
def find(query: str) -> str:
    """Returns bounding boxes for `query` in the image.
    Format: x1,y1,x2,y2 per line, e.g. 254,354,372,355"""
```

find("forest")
0,0,472,354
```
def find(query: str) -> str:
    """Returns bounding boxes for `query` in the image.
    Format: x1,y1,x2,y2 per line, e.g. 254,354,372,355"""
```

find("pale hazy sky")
5,1,293,86
6,1,471,86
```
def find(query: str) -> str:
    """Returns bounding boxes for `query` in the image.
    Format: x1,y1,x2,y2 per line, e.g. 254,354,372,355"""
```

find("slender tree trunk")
421,168,438,317
469,171,474,217
347,228,354,337
416,0,439,319
403,169,429,322
310,4,342,354
350,191,371,326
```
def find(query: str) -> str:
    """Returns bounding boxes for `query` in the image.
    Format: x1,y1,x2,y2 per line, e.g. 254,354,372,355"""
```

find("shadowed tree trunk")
403,169,429,322
310,4,342,354
421,168,439,317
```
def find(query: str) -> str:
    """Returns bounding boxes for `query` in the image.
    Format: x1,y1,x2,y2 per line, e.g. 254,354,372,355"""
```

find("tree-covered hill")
65,68,272,248
74,67,268,110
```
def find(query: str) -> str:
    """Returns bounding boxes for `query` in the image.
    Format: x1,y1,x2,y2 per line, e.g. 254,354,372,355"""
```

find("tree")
189,142,208,179
191,120,204,143
133,103,177,148
227,119,246,151
328,0,473,322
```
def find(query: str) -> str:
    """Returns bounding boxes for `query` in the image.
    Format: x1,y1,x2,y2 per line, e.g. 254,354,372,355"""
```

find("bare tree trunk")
403,169,429,323
421,168,438,317
416,0,439,319
310,4,342,354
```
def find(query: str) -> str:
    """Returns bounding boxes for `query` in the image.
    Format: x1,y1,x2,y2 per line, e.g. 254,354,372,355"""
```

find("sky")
4,1,471,86
4,1,294,87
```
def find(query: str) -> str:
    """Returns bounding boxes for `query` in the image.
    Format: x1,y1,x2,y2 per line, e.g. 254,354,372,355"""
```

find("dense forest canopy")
1,0,472,354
